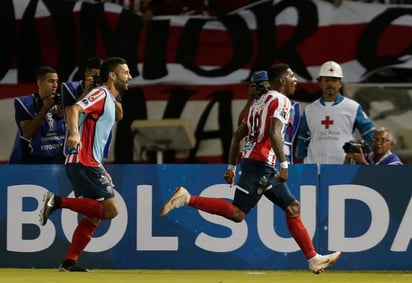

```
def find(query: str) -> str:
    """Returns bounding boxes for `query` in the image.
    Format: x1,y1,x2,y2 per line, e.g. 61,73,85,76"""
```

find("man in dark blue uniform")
9,66,65,164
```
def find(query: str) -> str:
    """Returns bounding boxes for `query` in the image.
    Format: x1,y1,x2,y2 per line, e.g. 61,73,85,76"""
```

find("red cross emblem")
329,67,334,73
321,116,334,129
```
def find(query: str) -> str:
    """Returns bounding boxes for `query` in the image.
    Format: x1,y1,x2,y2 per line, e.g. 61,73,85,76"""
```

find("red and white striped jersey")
241,90,291,165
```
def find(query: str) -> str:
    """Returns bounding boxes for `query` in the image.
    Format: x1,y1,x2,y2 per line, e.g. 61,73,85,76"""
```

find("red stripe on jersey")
65,153,79,164
78,115,99,166
66,89,107,166
242,91,290,165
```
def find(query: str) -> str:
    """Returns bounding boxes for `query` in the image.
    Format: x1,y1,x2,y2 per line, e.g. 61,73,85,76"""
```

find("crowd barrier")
0,164,411,270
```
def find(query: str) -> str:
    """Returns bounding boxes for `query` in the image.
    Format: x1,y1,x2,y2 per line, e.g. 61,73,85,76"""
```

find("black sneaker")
58,259,90,272
39,192,57,226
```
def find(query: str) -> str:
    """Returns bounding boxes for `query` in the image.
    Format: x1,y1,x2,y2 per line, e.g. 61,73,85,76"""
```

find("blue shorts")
233,158,296,214
65,163,115,200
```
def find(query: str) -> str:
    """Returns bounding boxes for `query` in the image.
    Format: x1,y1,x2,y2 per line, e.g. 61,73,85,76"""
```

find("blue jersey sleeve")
354,105,375,146
296,113,309,160
61,81,82,108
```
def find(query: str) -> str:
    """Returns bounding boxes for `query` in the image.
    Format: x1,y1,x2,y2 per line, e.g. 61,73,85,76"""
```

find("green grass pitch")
0,269,411,283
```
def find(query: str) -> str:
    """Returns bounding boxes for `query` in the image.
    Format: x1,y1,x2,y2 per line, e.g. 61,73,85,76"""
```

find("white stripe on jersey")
65,153,79,164
77,88,107,110
242,90,291,165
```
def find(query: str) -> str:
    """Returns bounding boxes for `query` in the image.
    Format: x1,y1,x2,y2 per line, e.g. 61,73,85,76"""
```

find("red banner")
1,0,411,87
1,0,411,163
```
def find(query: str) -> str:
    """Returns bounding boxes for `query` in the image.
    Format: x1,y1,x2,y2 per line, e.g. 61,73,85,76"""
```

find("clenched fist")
224,168,236,186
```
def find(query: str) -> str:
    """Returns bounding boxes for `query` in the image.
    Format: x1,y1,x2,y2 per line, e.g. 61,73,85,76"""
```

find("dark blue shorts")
65,163,115,200
233,159,296,214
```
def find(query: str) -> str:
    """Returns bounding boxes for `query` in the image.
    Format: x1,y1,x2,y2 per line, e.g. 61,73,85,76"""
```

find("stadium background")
0,0,411,271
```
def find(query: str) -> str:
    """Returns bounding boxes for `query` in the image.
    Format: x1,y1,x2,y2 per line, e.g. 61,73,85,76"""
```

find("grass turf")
0,269,411,283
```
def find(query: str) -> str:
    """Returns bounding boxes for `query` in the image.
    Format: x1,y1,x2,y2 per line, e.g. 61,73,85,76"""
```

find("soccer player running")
39,57,132,272
61,57,123,158
161,64,341,274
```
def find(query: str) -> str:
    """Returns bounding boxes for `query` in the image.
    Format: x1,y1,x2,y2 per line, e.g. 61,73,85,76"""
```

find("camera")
343,140,370,154
92,75,101,85
255,81,270,95
52,92,63,106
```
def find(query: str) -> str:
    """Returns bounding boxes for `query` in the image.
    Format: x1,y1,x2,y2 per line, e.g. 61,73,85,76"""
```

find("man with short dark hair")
9,66,65,164
39,57,132,272
297,61,375,164
61,57,102,108
160,65,341,274
61,57,122,158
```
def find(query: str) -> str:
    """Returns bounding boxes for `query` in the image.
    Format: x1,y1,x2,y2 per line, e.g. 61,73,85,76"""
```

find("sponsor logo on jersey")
88,89,104,102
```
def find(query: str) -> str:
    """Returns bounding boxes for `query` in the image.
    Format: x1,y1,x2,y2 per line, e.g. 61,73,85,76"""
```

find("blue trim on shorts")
233,158,296,214
65,163,115,200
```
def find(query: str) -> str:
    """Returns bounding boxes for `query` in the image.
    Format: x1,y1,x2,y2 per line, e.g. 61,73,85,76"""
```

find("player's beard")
115,79,129,92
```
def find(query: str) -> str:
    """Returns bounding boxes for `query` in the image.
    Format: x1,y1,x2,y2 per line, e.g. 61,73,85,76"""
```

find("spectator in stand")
296,61,375,164
9,66,65,164
344,127,403,165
